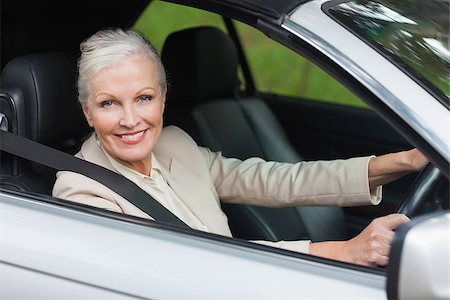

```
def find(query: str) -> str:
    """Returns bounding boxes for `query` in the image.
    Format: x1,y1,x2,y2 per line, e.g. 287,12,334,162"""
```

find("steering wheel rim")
396,163,442,217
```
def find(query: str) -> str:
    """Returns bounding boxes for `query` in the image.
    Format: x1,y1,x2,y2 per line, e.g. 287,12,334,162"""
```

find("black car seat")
161,26,348,242
0,52,91,194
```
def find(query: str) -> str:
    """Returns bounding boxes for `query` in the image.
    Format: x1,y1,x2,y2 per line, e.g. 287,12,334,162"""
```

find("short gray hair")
77,28,166,104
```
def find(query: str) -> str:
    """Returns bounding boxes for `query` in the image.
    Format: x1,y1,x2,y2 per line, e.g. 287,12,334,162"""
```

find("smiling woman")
1,0,449,299
81,56,165,175
52,28,427,268
77,30,167,175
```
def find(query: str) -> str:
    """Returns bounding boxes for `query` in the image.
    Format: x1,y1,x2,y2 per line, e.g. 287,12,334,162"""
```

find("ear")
81,103,94,128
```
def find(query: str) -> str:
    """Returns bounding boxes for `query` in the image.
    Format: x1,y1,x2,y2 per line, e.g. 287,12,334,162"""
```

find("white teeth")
121,131,144,140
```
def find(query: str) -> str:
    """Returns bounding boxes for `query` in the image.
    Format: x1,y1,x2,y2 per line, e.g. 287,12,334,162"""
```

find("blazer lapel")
163,157,232,236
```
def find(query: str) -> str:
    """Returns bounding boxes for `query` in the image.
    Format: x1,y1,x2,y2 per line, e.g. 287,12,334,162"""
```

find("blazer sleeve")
198,147,382,207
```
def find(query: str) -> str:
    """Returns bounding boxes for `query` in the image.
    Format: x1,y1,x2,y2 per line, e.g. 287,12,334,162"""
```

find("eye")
138,95,152,102
100,100,114,108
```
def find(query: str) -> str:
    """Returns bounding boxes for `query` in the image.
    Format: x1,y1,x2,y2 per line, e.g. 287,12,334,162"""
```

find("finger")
379,243,391,257
370,235,392,257
368,248,390,266
377,255,389,267
379,229,395,246
380,213,410,231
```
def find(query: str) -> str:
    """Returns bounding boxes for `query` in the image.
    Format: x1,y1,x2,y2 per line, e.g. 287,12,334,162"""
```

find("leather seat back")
0,52,90,194
161,27,348,242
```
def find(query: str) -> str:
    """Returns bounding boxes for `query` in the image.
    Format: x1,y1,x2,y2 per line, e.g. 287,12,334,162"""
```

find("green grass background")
134,1,366,108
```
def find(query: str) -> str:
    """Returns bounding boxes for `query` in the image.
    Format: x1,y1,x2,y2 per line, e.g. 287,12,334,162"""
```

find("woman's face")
82,54,166,175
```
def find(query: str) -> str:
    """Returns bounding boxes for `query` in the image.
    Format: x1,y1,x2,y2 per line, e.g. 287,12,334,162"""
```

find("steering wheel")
396,163,447,217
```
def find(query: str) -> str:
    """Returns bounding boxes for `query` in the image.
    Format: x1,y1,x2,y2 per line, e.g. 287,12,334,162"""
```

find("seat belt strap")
0,130,190,228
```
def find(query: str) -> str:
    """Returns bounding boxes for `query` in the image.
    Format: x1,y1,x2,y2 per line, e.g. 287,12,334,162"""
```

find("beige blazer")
53,126,380,240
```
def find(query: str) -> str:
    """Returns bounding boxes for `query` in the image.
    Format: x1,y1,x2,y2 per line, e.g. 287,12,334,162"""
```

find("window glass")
133,1,224,53
134,1,367,108
235,22,366,107
327,0,450,106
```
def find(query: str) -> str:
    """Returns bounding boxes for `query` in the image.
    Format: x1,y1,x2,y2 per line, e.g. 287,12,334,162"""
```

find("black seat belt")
0,130,190,229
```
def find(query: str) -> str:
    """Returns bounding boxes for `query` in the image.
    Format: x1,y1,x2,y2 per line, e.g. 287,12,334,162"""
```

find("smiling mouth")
117,130,146,141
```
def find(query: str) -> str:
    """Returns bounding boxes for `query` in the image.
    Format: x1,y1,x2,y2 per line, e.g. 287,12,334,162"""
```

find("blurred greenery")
134,1,366,108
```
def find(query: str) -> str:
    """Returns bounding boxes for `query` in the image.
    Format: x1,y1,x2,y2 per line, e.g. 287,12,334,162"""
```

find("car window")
134,1,368,108
326,0,450,107
235,22,367,108
134,1,224,53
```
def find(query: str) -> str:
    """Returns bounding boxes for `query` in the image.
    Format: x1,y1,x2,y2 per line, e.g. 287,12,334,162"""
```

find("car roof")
168,0,309,21
1,0,148,69
1,0,309,70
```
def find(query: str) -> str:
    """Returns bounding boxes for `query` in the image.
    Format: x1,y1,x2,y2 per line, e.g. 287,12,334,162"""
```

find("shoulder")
52,133,117,200
157,125,198,148
154,126,201,159
155,126,215,176
53,169,116,200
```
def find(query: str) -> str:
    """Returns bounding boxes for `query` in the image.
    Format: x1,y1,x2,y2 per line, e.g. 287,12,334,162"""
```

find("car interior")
0,27,347,243
0,52,91,194
0,0,424,246
161,26,348,242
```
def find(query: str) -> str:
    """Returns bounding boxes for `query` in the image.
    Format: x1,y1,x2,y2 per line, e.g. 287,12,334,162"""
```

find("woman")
53,29,427,266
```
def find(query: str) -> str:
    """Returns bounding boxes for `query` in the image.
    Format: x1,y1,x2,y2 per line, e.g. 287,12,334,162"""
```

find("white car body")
0,192,387,299
0,0,448,299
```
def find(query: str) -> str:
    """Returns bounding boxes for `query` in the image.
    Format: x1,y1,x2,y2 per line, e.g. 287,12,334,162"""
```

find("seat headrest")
0,52,90,145
161,26,239,109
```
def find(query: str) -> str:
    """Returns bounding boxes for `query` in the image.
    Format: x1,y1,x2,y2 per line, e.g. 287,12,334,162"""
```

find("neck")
120,156,152,176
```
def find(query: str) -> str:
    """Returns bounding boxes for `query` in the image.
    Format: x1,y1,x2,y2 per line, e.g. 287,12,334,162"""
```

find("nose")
119,104,140,128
